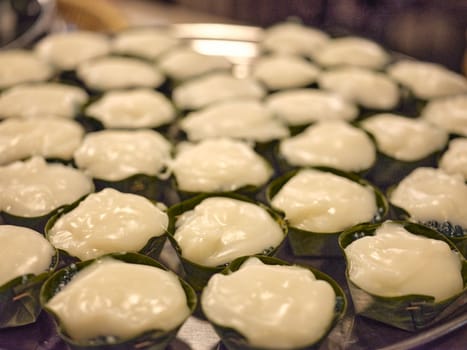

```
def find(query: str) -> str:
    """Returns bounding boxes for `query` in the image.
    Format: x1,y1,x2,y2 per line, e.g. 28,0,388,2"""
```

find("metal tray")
0,22,466,350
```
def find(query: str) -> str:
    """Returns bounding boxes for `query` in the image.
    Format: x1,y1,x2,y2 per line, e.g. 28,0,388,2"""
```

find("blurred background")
1,0,466,73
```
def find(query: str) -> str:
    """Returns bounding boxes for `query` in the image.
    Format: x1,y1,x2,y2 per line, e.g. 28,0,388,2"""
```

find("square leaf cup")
44,194,168,266
387,200,467,259
266,167,388,258
201,255,347,350
39,252,197,350
0,248,58,328
166,192,288,292
339,221,467,331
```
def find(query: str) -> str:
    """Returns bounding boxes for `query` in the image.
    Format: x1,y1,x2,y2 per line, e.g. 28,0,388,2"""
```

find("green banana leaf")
202,255,347,350
40,252,197,350
339,221,467,331
167,193,288,291
364,149,443,191
387,198,467,258
0,249,58,328
266,167,388,257
92,173,165,202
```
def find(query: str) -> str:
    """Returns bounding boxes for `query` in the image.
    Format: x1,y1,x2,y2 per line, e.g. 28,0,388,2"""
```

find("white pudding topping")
261,22,330,57
46,258,190,341
174,197,284,266
265,89,358,126
0,117,84,165
312,37,389,69
361,114,448,161
279,120,376,172
0,225,54,286
0,157,93,217
421,95,467,136
35,31,110,71
48,188,168,260
390,167,467,228
170,138,272,193
159,47,231,81
172,72,265,110
74,129,171,182
180,100,289,142
202,257,336,349
345,221,463,301
0,83,88,119
271,169,377,233
318,67,399,110
252,54,320,90
77,57,165,91
387,60,467,99
439,138,467,181
85,89,175,129
0,50,54,89
112,28,179,60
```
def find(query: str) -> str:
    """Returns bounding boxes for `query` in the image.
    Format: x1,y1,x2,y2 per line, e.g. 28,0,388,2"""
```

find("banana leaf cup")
0,206,61,235
201,255,347,350
40,252,197,350
274,122,377,179
339,221,467,331
364,149,443,191
0,247,58,328
387,202,467,258
166,193,288,291
170,158,274,204
92,173,167,203
266,167,388,257
44,194,168,266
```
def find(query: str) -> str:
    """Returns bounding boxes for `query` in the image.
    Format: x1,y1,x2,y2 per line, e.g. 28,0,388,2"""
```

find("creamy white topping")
271,169,377,233
361,114,448,161
312,37,389,69
0,117,84,165
159,47,231,81
345,221,463,301
439,138,467,181
77,56,165,91
387,60,467,99
279,120,376,172
202,257,336,349
0,83,88,119
174,197,283,266
318,67,399,109
421,95,467,136
112,28,179,60
0,50,54,89
0,225,55,286
252,54,320,90
35,31,110,70
170,138,272,193
74,129,171,181
180,99,289,142
265,89,358,126
46,258,190,340
390,167,467,228
172,72,265,110
261,22,330,57
85,89,175,129
48,188,168,260
0,157,93,217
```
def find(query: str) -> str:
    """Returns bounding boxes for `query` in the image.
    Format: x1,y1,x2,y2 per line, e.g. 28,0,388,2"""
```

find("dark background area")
167,0,467,73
